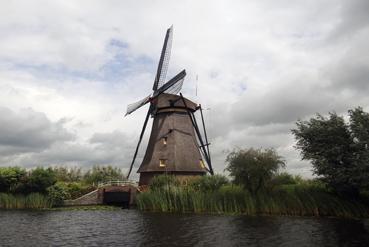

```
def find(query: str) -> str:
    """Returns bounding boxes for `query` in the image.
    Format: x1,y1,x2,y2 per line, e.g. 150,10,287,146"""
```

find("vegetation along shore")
0,165,124,209
138,107,369,218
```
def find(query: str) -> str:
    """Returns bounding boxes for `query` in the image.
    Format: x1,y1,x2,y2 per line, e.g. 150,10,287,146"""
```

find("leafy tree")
349,108,369,190
292,107,369,196
0,167,26,192
25,167,57,193
83,165,124,185
51,166,82,182
225,148,285,194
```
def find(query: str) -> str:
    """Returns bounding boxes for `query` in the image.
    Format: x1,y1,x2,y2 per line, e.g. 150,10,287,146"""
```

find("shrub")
25,167,56,193
190,174,229,192
0,167,27,192
46,183,70,206
63,182,96,199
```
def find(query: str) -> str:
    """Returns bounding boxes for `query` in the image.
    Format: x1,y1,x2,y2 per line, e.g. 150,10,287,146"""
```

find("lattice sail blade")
164,77,184,95
125,95,151,116
152,25,173,91
153,69,186,98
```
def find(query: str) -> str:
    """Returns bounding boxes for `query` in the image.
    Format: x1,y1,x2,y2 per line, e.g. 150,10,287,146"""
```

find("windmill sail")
125,95,151,116
153,69,186,97
164,78,184,95
152,25,173,92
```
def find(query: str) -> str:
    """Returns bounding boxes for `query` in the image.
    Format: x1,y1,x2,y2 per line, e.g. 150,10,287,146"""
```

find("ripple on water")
0,210,368,247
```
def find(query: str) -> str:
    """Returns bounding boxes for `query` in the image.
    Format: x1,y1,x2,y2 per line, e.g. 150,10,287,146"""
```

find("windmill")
125,26,213,185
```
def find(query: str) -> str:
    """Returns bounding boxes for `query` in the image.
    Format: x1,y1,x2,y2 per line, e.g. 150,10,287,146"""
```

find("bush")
190,175,229,192
25,167,57,193
63,182,96,199
0,167,26,192
46,183,70,206
270,172,304,187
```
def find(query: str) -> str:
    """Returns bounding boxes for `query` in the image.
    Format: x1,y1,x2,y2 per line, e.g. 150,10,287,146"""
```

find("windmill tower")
125,26,213,185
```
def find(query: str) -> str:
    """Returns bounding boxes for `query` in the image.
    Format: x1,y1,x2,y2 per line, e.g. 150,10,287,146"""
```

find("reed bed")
136,184,369,218
0,193,52,209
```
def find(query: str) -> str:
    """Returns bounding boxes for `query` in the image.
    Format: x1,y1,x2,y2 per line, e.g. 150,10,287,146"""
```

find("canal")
0,210,368,246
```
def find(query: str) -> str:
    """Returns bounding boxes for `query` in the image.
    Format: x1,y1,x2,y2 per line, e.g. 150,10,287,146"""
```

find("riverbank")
0,193,52,209
136,184,369,218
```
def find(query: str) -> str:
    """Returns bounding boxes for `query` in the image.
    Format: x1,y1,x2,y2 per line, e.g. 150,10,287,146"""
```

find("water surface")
0,210,368,246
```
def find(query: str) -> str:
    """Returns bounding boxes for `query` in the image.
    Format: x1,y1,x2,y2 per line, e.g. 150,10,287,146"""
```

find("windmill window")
159,159,167,167
163,137,167,145
199,159,205,168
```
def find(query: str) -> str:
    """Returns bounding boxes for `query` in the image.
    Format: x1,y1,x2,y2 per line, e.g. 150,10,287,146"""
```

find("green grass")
0,193,52,209
136,184,369,218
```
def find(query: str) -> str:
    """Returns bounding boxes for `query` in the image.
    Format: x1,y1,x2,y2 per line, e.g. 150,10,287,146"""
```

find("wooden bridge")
64,180,138,208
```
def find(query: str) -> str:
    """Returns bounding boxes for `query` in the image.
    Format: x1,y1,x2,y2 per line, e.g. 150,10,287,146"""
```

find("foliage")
0,193,52,209
0,165,123,208
0,167,26,192
84,165,124,185
51,166,82,182
137,183,369,218
25,167,57,193
46,183,70,206
190,174,229,192
225,148,285,194
60,182,96,200
149,174,179,190
292,107,369,196
0,166,122,199
271,172,303,186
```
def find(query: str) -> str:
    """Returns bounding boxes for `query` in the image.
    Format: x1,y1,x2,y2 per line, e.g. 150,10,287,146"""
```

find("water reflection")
0,210,368,246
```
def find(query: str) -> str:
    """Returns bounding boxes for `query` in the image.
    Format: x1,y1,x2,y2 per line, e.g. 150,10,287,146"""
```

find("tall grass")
0,193,52,209
136,184,369,218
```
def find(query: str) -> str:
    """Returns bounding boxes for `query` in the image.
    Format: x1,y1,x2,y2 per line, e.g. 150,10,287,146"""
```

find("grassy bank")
0,193,52,209
137,184,369,218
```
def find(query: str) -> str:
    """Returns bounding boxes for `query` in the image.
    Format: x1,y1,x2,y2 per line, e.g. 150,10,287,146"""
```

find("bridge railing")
97,180,138,188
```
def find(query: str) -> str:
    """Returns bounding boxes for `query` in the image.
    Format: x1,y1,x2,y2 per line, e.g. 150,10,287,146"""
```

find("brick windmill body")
125,26,213,185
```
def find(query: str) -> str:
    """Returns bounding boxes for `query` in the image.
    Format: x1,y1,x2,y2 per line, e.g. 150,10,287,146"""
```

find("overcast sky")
0,0,368,179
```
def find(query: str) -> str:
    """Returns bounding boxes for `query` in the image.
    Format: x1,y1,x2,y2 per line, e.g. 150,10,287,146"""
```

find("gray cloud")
331,0,369,39
0,129,138,174
0,0,369,179
0,107,74,155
